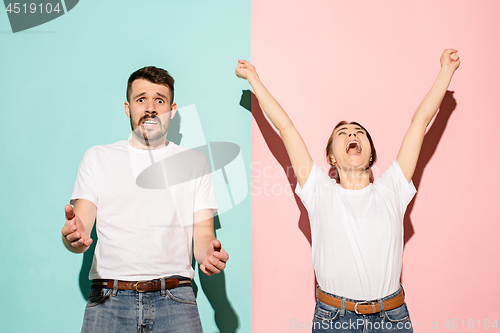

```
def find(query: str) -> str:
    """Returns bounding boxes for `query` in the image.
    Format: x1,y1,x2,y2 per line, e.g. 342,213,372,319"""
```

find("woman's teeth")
345,141,362,153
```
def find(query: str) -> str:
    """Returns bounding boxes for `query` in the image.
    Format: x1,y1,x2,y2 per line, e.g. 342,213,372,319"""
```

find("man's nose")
349,132,356,137
145,101,157,114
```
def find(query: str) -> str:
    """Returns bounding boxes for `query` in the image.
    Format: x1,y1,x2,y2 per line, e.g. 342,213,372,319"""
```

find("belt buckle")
134,280,150,293
354,301,375,315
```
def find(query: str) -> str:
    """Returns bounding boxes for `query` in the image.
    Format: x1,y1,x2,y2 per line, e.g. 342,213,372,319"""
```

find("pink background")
251,0,500,331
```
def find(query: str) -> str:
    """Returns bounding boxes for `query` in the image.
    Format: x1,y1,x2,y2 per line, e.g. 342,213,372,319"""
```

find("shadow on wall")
194,216,239,333
239,90,317,298
79,225,97,300
240,90,311,244
240,90,311,245
77,112,239,332
401,90,457,281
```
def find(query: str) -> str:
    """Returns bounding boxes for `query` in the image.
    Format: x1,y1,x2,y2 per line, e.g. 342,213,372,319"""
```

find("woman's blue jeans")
81,278,202,333
312,285,413,332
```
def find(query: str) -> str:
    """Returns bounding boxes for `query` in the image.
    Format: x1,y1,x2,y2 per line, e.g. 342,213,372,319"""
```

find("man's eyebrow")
335,127,348,133
133,92,147,100
156,92,169,100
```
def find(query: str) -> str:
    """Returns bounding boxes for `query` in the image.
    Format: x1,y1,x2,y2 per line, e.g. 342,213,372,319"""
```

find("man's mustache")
137,115,162,126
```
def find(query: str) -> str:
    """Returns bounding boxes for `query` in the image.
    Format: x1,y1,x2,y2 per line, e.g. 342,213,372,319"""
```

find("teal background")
0,1,251,332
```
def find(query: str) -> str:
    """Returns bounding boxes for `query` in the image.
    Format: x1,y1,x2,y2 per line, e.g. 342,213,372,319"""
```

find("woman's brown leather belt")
91,277,191,292
316,286,405,315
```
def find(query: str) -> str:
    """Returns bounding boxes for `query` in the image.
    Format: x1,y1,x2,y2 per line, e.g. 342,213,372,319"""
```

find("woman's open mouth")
345,140,362,155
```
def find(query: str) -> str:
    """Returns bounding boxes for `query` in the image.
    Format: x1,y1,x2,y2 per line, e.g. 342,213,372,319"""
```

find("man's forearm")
193,233,216,265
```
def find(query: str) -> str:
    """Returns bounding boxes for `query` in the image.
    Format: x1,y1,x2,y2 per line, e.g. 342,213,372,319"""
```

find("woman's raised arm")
397,49,461,182
236,60,313,187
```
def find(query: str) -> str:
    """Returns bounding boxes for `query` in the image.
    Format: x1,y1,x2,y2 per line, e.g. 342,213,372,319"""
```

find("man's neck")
129,136,169,150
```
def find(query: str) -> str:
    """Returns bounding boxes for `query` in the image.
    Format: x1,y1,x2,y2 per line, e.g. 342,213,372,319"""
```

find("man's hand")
235,59,258,81
199,239,229,276
61,204,93,252
440,48,460,74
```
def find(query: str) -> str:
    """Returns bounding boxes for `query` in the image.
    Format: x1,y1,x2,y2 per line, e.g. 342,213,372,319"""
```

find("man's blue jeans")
312,286,413,332
81,277,202,333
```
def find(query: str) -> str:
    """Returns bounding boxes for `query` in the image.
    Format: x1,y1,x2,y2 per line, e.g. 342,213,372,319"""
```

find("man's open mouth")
142,117,159,128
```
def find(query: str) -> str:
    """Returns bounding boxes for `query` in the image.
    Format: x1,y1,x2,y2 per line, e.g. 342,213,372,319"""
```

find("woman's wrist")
247,72,261,85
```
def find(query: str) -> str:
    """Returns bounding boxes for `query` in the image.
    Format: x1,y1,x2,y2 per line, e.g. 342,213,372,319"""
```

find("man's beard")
130,114,169,144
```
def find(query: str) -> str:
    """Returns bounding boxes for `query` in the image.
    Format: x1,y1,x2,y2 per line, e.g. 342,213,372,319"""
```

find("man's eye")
338,131,346,135
157,99,164,104
357,131,364,135
137,98,145,102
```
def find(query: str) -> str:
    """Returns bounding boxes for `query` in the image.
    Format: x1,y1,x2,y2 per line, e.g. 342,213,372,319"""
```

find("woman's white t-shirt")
295,160,416,300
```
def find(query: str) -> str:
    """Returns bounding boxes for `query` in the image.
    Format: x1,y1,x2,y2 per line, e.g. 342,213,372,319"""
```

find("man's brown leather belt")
316,287,405,315
91,277,191,293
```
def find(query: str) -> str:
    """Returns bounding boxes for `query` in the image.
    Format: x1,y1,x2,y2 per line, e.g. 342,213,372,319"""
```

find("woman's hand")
235,59,258,81
440,48,461,74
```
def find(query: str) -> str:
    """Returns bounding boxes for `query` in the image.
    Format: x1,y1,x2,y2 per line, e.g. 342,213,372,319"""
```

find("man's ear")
170,102,178,119
124,101,131,118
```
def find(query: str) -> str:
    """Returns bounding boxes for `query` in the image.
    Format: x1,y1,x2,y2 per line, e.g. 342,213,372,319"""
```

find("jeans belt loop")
340,298,346,317
378,299,385,317
112,279,118,296
160,278,166,297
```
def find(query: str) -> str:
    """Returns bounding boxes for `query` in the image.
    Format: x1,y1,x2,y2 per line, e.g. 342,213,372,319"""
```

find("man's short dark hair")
127,66,175,103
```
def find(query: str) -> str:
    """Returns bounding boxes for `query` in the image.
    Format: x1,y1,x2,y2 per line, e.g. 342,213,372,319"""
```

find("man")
61,66,229,332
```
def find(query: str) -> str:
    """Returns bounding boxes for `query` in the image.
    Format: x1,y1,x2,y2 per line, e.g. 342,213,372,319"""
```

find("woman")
236,49,460,332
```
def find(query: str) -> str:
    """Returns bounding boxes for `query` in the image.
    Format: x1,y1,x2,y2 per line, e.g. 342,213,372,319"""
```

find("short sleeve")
70,149,99,206
295,162,333,214
375,160,416,213
194,157,218,213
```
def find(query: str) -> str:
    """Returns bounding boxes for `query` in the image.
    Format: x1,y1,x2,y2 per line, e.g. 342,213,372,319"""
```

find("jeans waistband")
316,285,405,315
91,275,191,294
318,284,404,303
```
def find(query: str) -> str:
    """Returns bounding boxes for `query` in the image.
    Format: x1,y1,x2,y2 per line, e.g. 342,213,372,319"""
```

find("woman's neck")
338,167,371,190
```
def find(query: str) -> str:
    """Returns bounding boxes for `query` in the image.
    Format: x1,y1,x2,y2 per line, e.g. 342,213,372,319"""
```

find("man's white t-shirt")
295,160,416,300
71,140,217,281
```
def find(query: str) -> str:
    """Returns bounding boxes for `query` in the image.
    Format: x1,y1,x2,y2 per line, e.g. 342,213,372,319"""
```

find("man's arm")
192,209,228,276
397,49,461,182
61,199,96,253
